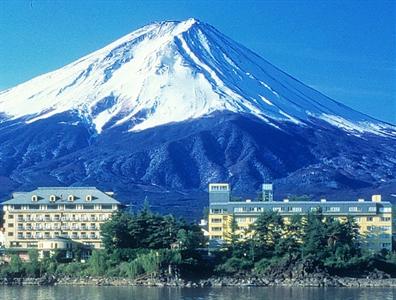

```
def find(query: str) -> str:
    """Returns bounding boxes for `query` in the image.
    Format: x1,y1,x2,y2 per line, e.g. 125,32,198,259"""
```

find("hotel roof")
2,187,120,205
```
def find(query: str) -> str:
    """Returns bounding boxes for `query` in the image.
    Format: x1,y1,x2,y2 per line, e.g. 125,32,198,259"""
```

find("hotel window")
7,223,14,228
101,204,113,210
379,207,391,213
380,234,390,239
65,204,76,210
349,207,359,212
31,195,38,202
8,214,14,219
84,204,95,210
291,207,302,212
29,205,40,210
381,217,391,222
368,207,377,212
49,195,56,202
367,217,373,221
8,232,13,236
211,227,222,231
68,195,75,202
211,218,222,223
86,195,93,202
13,205,22,210
329,207,340,212
380,226,391,231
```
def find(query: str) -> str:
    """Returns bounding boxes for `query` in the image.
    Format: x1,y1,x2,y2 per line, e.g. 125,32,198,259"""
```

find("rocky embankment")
1,259,395,287
1,273,396,288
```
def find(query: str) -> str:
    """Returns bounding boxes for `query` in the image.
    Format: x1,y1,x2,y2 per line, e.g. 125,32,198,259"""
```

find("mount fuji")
1,18,395,217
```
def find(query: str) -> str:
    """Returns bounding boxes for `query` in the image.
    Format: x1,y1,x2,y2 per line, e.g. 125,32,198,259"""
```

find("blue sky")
0,0,395,123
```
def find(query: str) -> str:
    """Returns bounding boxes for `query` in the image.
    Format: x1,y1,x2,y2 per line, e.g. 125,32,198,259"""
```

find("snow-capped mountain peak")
0,18,394,135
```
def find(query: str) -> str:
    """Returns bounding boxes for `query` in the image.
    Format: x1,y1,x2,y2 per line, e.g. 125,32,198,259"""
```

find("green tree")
301,209,328,261
9,254,24,275
25,250,40,277
87,250,108,276
274,214,303,259
101,211,135,249
251,211,284,259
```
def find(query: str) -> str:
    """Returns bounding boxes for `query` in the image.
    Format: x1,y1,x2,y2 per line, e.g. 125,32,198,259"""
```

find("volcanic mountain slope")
0,18,395,217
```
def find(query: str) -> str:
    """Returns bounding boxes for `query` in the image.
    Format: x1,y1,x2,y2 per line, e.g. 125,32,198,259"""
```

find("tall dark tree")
250,211,284,258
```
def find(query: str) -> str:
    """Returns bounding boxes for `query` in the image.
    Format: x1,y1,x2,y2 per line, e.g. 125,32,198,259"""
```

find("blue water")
0,286,395,300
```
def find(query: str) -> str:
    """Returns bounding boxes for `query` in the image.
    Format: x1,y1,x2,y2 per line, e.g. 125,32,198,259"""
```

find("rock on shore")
1,274,396,288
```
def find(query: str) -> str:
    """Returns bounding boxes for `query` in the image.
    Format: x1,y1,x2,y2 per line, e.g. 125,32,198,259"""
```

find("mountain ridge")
1,18,394,135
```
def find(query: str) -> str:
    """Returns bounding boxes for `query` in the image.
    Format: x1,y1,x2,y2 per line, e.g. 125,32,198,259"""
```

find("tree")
87,250,108,276
274,214,303,259
101,211,136,250
250,211,284,259
9,254,24,275
25,250,40,277
323,216,361,268
301,209,328,261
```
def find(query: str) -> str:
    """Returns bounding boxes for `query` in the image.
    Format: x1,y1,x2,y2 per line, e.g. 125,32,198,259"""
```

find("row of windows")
212,205,389,214
10,223,100,230
210,218,222,223
210,227,222,232
9,214,110,222
11,231,100,239
10,204,115,210
235,217,257,223
210,209,228,214
209,185,229,192
366,226,391,231
31,194,94,202
354,217,391,222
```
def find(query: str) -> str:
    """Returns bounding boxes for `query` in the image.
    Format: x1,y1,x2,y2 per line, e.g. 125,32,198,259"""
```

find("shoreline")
1,275,396,288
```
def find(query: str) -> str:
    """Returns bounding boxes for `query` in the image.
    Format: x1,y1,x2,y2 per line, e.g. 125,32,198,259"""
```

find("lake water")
0,286,395,300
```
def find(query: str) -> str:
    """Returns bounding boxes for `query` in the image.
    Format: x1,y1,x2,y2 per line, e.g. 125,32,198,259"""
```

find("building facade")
2,187,120,249
208,183,393,252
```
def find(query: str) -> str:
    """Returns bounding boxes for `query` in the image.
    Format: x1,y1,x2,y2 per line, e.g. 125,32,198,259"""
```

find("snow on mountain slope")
0,18,394,135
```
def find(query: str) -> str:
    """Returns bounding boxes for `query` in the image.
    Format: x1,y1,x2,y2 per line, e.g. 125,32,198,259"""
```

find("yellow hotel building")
2,187,120,250
208,183,393,252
